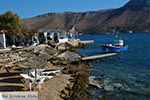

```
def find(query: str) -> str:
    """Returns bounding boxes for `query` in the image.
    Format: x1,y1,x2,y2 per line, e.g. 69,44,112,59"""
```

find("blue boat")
100,37,128,53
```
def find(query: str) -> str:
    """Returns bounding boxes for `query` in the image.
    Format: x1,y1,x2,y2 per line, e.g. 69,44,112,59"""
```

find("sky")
0,0,129,18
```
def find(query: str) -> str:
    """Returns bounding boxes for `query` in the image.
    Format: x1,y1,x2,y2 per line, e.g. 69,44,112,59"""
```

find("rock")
104,85,114,91
89,80,102,88
89,76,96,81
113,83,124,89
65,83,74,90
60,93,67,99
100,74,107,78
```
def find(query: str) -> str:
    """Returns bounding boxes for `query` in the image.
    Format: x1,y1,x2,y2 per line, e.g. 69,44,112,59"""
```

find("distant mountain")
21,0,150,33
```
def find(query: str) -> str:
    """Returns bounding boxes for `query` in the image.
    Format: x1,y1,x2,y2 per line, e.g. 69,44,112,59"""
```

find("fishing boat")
100,37,128,53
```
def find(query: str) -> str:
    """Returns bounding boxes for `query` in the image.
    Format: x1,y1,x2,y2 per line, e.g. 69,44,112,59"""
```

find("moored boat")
100,37,128,53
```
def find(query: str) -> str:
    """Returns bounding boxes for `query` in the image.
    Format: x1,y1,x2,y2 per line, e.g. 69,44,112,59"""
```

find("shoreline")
60,62,92,100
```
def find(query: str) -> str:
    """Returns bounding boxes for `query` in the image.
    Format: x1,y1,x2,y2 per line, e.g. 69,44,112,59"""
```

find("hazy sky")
0,0,129,18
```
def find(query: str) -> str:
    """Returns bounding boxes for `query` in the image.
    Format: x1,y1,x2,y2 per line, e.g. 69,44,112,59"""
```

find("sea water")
77,33,150,100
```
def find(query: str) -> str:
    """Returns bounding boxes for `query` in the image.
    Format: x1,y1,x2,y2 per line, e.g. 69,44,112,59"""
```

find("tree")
0,11,22,45
0,11,21,32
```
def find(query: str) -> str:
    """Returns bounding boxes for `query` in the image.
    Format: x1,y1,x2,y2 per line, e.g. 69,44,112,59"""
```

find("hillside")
21,0,150,33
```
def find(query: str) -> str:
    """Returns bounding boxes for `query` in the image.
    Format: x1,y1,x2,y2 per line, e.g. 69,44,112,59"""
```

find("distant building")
37,29,69,44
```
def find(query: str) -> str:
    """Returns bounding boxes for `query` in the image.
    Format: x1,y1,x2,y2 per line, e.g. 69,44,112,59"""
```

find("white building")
0,33,6,49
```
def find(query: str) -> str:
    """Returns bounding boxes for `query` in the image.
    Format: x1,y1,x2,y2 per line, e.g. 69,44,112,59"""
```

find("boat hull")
101,45,128,53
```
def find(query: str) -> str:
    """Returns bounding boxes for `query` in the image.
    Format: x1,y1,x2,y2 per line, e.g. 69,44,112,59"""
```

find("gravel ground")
0,66,71,100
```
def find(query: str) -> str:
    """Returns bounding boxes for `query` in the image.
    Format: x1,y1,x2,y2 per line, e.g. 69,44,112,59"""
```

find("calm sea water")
77,33,150,100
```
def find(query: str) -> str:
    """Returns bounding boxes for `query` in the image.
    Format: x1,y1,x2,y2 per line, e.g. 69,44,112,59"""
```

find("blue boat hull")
101,45,128,53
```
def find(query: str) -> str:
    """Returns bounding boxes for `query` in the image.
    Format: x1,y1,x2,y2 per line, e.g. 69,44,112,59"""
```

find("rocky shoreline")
60,62,92,100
